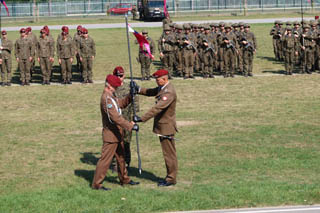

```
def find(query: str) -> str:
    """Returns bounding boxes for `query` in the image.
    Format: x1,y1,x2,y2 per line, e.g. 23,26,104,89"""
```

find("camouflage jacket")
57,37,75,59
15,37,34,60
78,36,96,58
1,38,13,59
37,36,54,58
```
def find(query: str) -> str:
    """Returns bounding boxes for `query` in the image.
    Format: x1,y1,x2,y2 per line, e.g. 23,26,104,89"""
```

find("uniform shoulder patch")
107,104,113,109
162,96,168,101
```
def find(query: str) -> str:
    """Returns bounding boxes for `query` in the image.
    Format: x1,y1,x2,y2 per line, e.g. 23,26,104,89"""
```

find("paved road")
3,17,315,31
169,205,320,213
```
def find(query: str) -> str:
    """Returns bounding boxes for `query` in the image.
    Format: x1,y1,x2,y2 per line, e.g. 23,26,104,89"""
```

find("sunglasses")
117,75,124,78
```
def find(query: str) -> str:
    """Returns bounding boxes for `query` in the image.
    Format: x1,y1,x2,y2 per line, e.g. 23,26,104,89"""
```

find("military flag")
128,25,154,59
0,0,9,16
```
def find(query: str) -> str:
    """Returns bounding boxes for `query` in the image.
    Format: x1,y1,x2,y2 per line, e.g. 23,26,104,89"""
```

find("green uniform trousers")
162,51,175,77
18,59,31,83
1,58,12,83
284,50,295,74
60,58,72,82
139,53,152,79
81,57,93,81
183,50,194,77
40,57,51,82
243,50,254,75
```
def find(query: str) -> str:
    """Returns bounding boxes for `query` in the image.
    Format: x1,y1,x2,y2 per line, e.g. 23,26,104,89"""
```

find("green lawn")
1,20,320,212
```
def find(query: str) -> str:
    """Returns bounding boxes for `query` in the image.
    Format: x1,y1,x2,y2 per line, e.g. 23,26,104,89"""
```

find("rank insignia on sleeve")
162,96,168,101
107,104,113,109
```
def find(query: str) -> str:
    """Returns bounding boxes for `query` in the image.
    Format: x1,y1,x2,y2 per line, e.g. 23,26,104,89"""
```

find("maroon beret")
106,74,122,88
26,27,32,32
62,26,69,33
2,30,7,35
77,25,82,31
20,28,26,33
81,28,88,34
113,66,125,76
152,69,169,78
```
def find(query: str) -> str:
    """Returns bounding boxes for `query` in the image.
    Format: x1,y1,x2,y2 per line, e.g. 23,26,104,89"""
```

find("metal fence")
1,0,320,17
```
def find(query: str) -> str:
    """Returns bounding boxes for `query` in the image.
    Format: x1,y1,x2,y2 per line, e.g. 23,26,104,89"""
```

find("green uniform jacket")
15,37,34,60
57,37,74,59
1,38,13,59
37,37,54,58
78,36,96,58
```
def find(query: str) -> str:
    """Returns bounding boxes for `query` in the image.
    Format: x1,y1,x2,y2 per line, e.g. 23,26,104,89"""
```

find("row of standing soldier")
0,25,95,86
157,22,257,78
270,20,320,75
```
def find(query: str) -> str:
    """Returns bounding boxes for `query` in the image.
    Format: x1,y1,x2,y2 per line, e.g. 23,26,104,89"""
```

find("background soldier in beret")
74,25,83,75
15,28,34,86
283,27,299,75
26,27,37,79
113,66,140,168
57,31,74,84
92,74,139,191
37,29,54,85
78,28,96,83
0,30,13,86
137,30,155,80
133,69,178,187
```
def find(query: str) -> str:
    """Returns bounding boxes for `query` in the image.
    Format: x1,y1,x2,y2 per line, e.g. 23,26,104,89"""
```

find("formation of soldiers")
270,19,320,75
0,25,95,86
157,20,257,79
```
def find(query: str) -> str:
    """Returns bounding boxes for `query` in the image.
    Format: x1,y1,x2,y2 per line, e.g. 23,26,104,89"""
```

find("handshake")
131,115,142,132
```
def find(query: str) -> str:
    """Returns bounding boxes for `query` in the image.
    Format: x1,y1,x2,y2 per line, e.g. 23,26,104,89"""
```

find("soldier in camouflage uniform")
26,27,37,79
15,28,34,86
0,30,13,86
175,24,184,77
181,24,197,79
57,31,75,84
158,25,176,78
292,21,302,65
42,26,55,81
37,29,55,85
113,66,139,168
74,25,83,75
300,25,315,74
270,21,281,61
282,27,299,75
78,28,96,83
138,30,155,80
216,22,226,74
199,25,216,78
241,24,257,77
220,24,239,78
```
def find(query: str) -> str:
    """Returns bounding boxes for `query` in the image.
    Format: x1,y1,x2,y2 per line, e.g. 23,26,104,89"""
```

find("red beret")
20,28,26,33
77,25,82,31
2,30,7,35
81,28,88,34
113,66,125,76
62,26,69,33
26,27,32,32
152,69,169,78
106,74,122,88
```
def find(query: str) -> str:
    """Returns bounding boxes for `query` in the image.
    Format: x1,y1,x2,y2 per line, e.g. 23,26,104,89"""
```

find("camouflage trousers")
162,51,175,77
223,48,236,76
273,39,278,60
284,50,295,74
60,58,72,82
175,49,184,77
139,52,152,79
276,39,283,60
242,50,254,76
201,51,213,77
1,58,12,83
18,59,31,83
182,49,195,77
301,49,315,73
81,57,93,81
40,57,51,82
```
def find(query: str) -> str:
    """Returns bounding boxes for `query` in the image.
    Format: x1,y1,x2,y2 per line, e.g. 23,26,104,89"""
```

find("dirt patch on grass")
177,120,202,127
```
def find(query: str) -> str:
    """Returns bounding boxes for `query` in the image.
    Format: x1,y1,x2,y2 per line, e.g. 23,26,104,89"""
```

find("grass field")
1,19,320,212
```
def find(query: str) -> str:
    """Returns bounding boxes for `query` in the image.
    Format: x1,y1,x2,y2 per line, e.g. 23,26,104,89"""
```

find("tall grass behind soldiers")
0,30,13,86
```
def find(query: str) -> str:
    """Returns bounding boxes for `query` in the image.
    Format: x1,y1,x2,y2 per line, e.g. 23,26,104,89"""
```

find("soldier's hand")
133,115,142,123
50,57,54,62
58,59,62,64
162,38,165,42
37,57,40,62
70,58,73,63
92,56,95,60
16,58,19,62
80,57,83,62
160,52,164,57
132,124,139,132
29,57,33,62
295,51,298,56
0,46,3,50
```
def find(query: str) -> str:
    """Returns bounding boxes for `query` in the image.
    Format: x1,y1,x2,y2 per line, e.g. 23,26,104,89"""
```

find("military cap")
20,28,26,33
62,26,69,34
153,69,169,78
43,26,50,35
274,20,280,24
286,21,292,25
169,23,175,28
77,25,82,31
204,25,210,30
278,21,283,25
105,74,121,88
209,23,215,27
224,24,231,29
219,22,225,27
232,23,237,28
26,27,32,32
175,24,183,30
214,23,219,27
244,23,250,28
310,20,317,26
199,24,205,29
301,20,307,24
192,24,198,29
82,28,88,34
2,30,7,35
286,27,292,31
142,29,148,34
113,66,125,76
293,21,300,25
183,24,191,30
303,24,310,29
239,22,245,26
164,25,171,31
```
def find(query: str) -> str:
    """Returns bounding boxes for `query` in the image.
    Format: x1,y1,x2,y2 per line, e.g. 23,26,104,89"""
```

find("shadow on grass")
262,70,287,75
257,56,283,63
77,152,162,184
74,169,119,186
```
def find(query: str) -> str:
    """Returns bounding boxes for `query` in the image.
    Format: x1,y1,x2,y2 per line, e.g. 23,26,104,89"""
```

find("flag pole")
125,14,142,175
